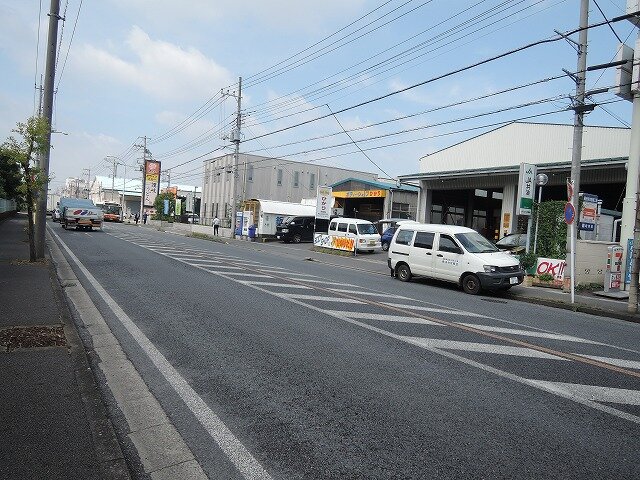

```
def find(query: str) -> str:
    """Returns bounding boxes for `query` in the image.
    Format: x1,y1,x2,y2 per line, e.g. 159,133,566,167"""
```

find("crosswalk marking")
383,302,487,318
328,288,407,299
575,355,640,371
529,381,640,405
283,294,364,304
401,337,568,360
241,281,312,289
324,310,443,326
457,323,601,344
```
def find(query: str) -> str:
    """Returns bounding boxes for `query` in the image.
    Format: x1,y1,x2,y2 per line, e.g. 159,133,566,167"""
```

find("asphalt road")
50,221,640,479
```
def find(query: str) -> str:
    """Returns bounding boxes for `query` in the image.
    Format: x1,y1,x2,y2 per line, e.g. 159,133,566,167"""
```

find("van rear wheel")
462,273,481,295
396,264,412,282
292,234,302,243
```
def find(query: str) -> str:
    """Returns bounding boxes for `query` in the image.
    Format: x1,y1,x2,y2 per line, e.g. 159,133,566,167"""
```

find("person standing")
143,212,148,224
213,215,220,235
134,212,139,224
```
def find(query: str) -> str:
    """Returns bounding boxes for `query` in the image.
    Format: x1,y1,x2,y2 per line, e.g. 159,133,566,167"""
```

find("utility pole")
136,136,149,222
34,0,62,259
82,168,91,199
563,0,589,302
227,77,242,238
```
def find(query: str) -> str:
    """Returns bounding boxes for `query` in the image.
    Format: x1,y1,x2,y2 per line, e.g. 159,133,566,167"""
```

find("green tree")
0,148,22,201
153,191,176,221
2,117,50,261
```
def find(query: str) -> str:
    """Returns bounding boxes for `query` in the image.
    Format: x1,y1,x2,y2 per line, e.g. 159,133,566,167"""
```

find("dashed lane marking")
401,337,570,360
575,355,640,371
328,288,408,299
324,310,443,326
241,281,313,289
383,302,488,318
457,323,604,345
282,294,365,304
528,381,640,405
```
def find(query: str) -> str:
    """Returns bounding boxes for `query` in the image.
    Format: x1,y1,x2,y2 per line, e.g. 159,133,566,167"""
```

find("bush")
537,273,554,282
532,201,567,259
519,251,538,271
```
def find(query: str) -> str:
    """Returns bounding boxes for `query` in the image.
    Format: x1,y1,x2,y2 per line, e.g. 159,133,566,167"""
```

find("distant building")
200,153,378,225
88,176,199,217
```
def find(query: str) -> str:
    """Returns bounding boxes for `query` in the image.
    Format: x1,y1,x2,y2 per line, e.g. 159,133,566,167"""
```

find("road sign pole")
570,221,576,304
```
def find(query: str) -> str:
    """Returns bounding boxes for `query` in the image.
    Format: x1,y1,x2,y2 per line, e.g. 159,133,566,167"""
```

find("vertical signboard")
578,193,598,231
143,160,161,207
605,245,624,293
316,185,332,220
516,163,536,216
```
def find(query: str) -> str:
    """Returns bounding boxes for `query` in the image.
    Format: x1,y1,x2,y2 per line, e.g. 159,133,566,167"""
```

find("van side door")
434,233,464,281
389,228,415,265
303,217,314,241
409,231,435,276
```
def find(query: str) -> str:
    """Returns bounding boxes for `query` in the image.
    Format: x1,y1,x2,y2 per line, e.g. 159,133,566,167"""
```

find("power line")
242,12,638,145
55,0,83,93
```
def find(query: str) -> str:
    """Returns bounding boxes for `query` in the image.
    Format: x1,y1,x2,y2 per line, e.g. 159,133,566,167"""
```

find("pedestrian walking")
213,215,220,235
134,212,139,224
143,212,148,224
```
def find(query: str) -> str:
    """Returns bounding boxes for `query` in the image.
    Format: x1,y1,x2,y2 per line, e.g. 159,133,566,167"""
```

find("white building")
400,122,629,240
201,153,379,225
88,176,199,217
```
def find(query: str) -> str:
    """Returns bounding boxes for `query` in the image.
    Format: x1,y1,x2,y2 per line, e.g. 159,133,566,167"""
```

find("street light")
532,173,549,254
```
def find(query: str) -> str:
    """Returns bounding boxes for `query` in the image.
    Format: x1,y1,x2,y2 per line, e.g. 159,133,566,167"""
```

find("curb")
46,236,132,480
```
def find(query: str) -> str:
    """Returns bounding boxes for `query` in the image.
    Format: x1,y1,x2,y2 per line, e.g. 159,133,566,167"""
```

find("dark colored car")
495,233,526,253
276,216,315,243
379,219,417,251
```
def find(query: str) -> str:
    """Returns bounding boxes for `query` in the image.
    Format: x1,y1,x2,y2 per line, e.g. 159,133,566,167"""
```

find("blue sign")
564,202,576,225
626,238,633,285
578,222,595,232
163,199,169,215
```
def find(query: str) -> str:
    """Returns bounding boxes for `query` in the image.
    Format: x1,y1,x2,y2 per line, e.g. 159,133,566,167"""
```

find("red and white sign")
536,257,566,281
316,185,332,220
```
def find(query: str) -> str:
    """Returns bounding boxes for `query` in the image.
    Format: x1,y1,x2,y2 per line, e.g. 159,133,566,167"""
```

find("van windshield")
455,232,499,253
357,223,378,234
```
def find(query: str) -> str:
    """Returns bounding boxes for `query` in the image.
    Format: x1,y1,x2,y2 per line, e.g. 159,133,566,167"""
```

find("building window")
293,171,299,188
277,169,283,186
391,202,411,219
309,173,316,191
247,165,253,182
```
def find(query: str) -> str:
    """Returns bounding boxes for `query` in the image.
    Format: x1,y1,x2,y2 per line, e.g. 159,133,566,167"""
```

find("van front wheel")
462,274,481,295
396,264,412,282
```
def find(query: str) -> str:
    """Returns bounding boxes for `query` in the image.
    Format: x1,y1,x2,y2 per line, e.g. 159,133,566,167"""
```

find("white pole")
533,186,543,254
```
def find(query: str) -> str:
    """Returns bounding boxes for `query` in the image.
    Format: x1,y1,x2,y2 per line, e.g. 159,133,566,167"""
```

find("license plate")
369,240,376,245
509,276,518,285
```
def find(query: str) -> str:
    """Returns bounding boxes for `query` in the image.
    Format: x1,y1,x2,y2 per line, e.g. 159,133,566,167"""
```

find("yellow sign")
332,189,386,198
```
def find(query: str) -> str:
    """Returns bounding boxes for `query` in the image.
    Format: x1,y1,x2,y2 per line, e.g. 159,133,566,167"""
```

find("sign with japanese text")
313,233,355,252
516,163,536,216
332,189,386,198
578,193,598,232
316,185,332,220
143,160,161,207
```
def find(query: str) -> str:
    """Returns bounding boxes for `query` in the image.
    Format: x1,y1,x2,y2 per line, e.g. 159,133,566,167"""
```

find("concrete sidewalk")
0,214,130,480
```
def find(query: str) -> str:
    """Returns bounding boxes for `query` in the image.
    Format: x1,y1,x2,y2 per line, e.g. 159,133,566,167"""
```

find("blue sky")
0,0,635,192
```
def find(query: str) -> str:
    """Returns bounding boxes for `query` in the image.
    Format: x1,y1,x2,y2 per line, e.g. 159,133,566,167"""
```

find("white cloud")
74,26,233,102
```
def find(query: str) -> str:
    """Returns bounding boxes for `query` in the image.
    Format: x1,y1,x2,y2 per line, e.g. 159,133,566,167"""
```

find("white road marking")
383,302,487,318
401,337,569,360
282,294,364,304
274,272,317,278
328,288,407,299
457,323,603,344
50,229,272,480
325,310,443,326
529,381,640,405
575,355,640,371
240,281,312,289
290,278,358,286
190,264,244,270
221,272,274,278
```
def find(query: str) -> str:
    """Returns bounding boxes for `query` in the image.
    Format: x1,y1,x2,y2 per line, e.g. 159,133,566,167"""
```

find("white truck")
59,197,104,231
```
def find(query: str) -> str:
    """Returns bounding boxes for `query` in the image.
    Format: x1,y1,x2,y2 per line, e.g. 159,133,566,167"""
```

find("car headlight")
281,228,288,232
483,265,497,273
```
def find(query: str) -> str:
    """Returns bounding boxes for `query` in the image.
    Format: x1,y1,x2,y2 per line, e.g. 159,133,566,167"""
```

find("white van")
328,218,382,252
387,224,524,294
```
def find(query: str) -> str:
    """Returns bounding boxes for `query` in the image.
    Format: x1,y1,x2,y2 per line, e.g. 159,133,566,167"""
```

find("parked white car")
328,218,382,253
387,223,524,294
